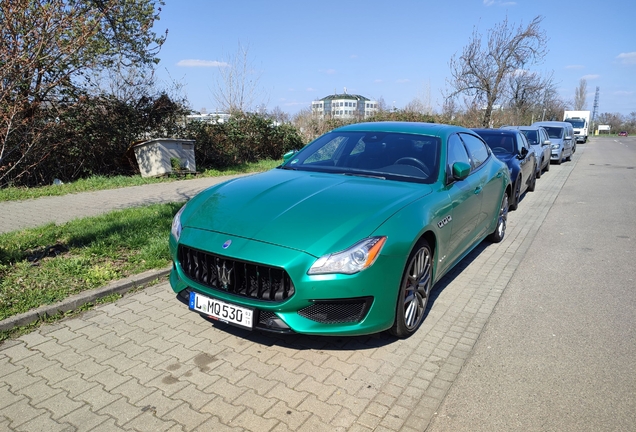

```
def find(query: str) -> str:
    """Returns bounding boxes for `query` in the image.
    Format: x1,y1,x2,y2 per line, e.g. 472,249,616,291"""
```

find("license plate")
189,291,253,329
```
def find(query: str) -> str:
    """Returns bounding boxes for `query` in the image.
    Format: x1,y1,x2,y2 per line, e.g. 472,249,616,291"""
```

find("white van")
532,121,575,164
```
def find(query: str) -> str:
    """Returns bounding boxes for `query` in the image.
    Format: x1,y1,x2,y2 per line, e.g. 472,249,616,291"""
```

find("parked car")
501,125,551,178
618,131,628,137
532,121,575,164
472,128,536,211
169,122,511,338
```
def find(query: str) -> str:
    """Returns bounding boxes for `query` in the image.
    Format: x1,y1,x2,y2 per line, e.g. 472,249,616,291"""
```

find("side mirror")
452,161,471,181
565,136,572,141
282,150,298,162
543,140,551,146
519,147,528,158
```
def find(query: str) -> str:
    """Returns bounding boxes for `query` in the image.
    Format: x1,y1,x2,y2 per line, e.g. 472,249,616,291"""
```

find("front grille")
298,297,373,324
177,245,295,302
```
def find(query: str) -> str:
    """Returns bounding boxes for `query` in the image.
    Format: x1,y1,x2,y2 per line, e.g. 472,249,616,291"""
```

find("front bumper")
169,228,403,336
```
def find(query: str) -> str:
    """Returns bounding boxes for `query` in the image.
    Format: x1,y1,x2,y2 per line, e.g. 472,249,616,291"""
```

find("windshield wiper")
342,172,386,180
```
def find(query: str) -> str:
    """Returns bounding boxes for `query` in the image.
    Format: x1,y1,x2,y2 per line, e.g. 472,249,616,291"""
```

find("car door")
516,133,534,190
539,128,551,167
441,133,483,276
563,125,574,157
461,132,501,239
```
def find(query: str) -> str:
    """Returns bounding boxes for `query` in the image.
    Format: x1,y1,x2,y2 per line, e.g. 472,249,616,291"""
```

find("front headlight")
171,205,186,241
308,236,387,275
551,143,559,149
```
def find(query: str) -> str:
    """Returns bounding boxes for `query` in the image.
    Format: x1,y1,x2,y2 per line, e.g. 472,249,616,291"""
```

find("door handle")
474,186,483,195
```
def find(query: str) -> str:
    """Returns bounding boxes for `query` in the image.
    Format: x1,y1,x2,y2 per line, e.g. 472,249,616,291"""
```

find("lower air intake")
298,298,373,324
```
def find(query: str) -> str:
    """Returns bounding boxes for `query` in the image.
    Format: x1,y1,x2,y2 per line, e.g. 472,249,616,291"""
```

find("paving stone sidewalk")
0,174,247,234
0,153,580,431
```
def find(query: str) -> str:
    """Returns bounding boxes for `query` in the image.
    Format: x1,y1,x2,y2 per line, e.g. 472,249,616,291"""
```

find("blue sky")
153,0,636,117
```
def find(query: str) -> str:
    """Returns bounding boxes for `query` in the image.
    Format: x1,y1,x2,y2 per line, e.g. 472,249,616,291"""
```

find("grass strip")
0,159,281,202
0,202,183,322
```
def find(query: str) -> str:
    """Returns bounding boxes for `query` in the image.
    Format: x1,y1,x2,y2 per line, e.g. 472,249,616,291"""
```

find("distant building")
186,112,231,124
311,92,378,119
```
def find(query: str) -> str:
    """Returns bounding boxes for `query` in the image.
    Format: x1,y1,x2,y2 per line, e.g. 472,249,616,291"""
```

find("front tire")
488,192,509,243
389,240,433,338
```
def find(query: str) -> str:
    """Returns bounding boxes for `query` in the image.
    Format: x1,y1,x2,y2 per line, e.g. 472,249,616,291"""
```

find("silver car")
502,126,551,178
532,121,575,164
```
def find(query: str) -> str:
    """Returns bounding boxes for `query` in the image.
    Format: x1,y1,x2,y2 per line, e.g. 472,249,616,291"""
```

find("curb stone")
0,266,171,332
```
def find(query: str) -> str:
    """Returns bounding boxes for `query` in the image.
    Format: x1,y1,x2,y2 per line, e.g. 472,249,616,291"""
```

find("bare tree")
506,69,556,125
597,112,623,132
0,0,165,186
267,106,290,124
210,42,268,114
573,78,587,110
446,16,548,127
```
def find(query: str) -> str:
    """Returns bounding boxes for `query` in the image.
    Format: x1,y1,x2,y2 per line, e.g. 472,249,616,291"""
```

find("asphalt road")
428,135,636,431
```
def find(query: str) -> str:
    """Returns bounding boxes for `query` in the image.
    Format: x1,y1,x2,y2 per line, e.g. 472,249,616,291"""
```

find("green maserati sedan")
169,122,511,338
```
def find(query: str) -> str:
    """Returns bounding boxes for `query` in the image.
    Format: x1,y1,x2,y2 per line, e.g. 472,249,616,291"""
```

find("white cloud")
616,52,636,64
306,87,317,92
324,69,336,75
396,79,410,84
283,101,310,107
566,64,585,69
484,0,516,6
374,79,383,83
581,74,600,80
176,59,228,67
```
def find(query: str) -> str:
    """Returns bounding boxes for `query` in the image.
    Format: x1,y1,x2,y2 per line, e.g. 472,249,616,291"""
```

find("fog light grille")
298,298,373,324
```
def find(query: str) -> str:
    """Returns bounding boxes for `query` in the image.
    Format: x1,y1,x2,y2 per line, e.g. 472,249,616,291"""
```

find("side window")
518,133,528,153
447,133,471,178
459,133,489,169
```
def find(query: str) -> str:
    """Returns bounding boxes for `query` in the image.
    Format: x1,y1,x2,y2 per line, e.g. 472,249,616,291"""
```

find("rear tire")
509,177,521,210
528,169,536,192
389,240,433,338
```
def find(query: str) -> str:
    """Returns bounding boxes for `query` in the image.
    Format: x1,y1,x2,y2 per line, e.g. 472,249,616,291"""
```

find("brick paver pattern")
0,153,579,431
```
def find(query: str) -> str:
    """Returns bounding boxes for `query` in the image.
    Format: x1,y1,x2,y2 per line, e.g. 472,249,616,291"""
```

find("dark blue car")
472,128,537,210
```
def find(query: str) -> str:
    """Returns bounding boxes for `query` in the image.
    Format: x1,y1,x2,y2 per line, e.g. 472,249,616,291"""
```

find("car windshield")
476,132,515,154
279,131,441,184
565,119,585,128
542,127,564,139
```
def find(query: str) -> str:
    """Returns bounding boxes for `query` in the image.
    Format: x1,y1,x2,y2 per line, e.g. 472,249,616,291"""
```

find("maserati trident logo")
222,240,232,249
217,262,233,289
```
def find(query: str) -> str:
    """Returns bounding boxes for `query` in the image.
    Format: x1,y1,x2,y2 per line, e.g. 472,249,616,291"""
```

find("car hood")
182,169,432,256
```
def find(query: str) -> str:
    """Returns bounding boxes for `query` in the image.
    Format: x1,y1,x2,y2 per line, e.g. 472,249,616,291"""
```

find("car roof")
532,121,572,127
501,125,543,131
333,121,473,138
472,128,519,136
